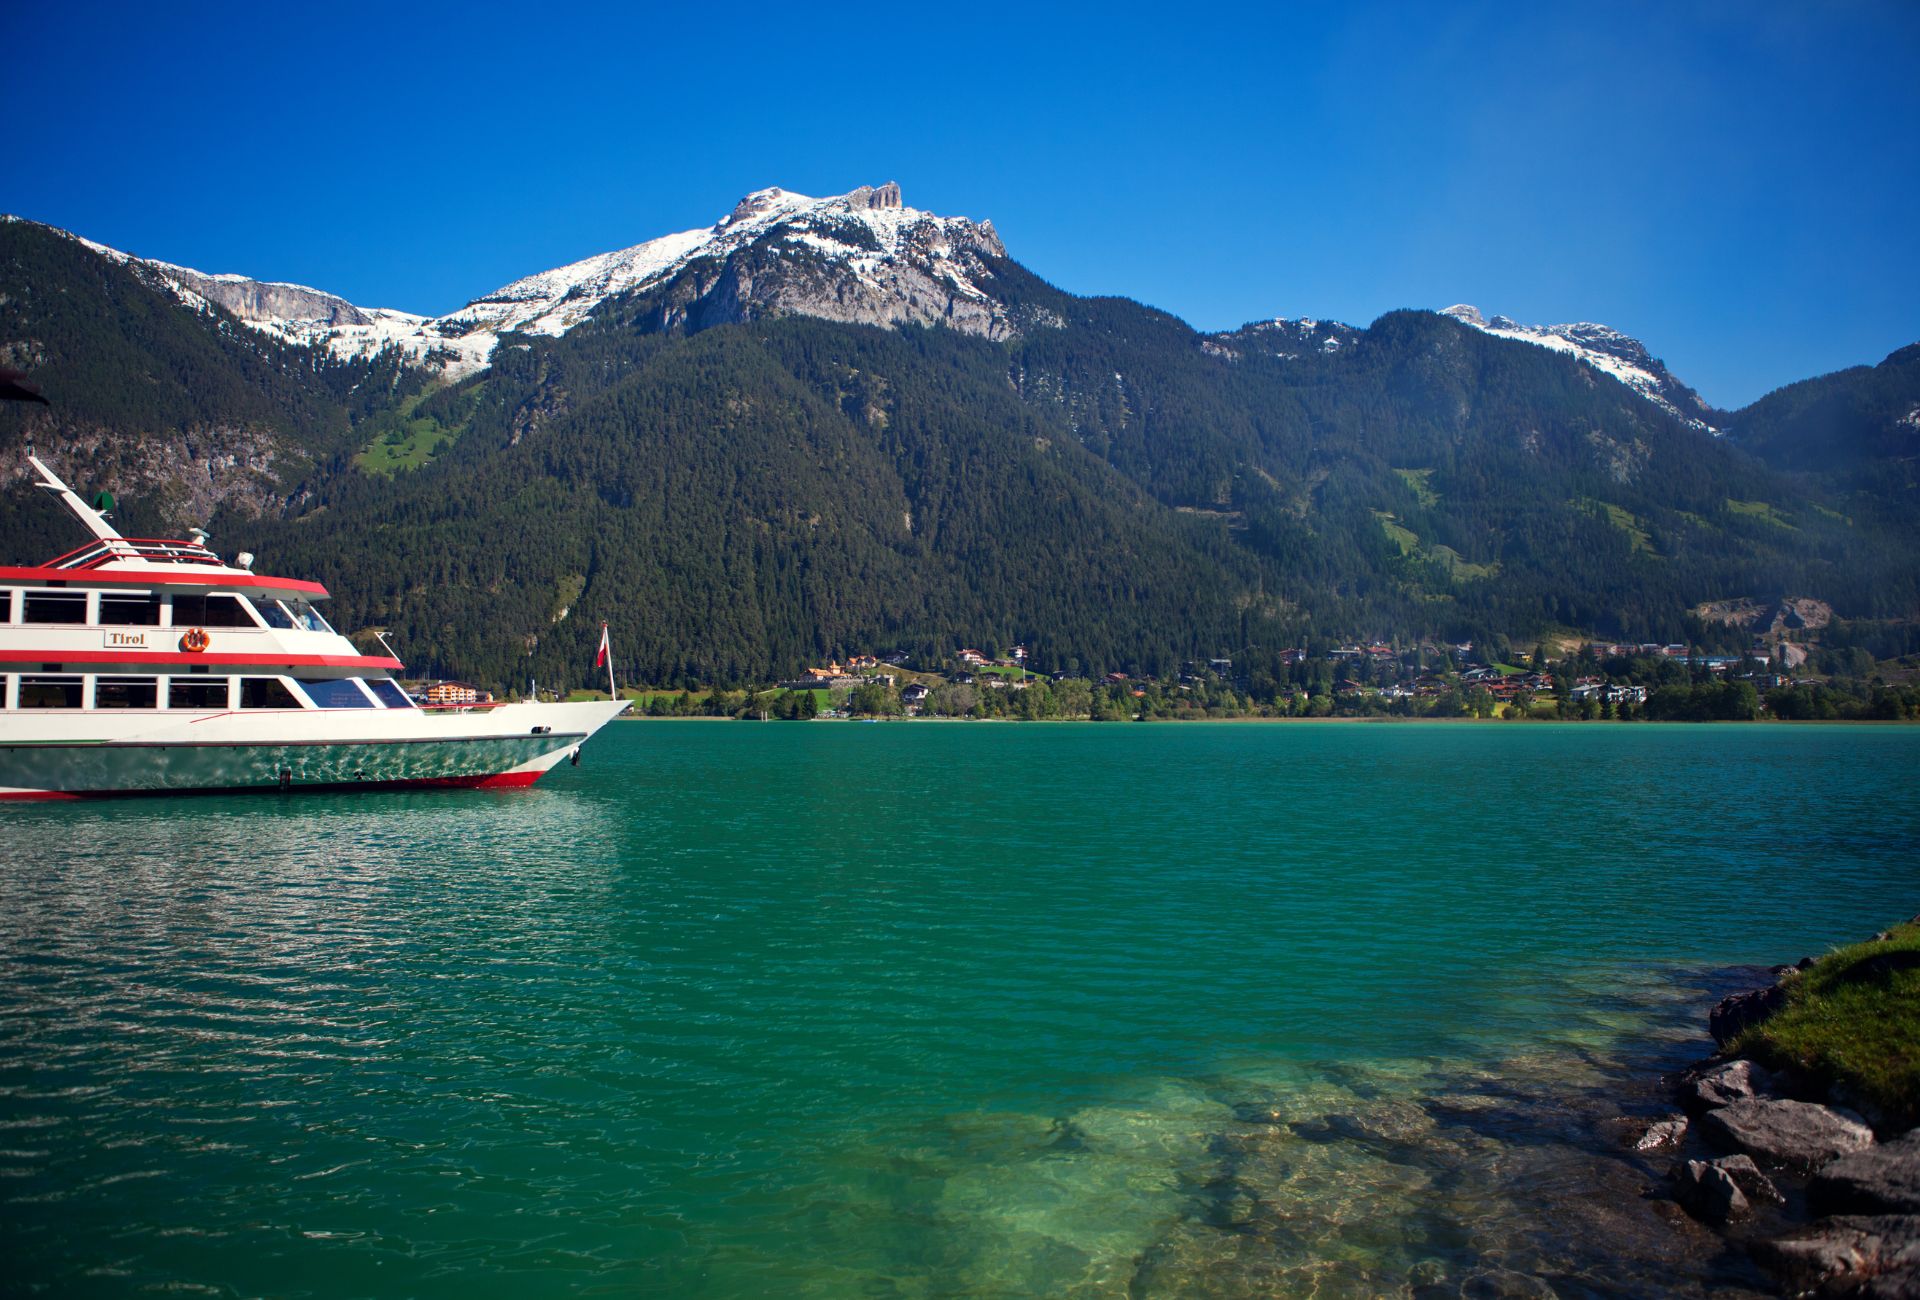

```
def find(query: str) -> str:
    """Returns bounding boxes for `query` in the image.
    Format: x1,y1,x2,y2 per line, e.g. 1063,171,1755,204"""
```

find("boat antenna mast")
27,453,146,564
372,629,404,670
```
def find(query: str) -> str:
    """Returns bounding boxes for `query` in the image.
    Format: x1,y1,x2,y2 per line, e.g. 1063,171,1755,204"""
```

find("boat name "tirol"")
102,631,152,649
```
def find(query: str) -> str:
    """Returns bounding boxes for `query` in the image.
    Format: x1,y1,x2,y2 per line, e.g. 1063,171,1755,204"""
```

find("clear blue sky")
6,1,1916,408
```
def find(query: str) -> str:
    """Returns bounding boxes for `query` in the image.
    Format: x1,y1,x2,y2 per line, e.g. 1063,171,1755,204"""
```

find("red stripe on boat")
0,650,403,670
0,565,329,595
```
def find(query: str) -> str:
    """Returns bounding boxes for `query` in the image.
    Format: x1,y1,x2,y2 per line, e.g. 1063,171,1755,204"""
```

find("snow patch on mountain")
1442,305,1720,433
67,184,1010,380
63,227,464,369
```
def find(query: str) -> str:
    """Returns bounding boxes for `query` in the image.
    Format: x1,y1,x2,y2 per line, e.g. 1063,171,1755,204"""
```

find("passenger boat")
0,454,627,799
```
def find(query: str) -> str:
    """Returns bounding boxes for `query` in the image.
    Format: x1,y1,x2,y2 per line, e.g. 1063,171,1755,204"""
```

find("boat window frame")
92,675,161,710
166,675,235,712
238,676,306,710
17,673,86,709
366,678,415,709
20,589,91,626
292,677,378,710
282,598,335,635
0,588,16,625
98,591,163,627
167,592,266,631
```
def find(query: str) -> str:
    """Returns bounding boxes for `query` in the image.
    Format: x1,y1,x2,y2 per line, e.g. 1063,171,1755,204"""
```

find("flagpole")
602,622,617,700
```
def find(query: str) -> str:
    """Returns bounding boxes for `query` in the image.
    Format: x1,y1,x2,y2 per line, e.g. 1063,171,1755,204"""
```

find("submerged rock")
1458,1266,1559,1297
1682,1058,1778,1111
1812,1134,1920,1216
1714,1153,1787,1206
1754,1214,1920,1297
1700,1098,1877,1173
1671,1159,1751,1225
1634,1115,1689,1151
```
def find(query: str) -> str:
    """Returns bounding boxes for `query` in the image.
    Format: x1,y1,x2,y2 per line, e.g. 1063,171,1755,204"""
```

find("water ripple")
1,723,1914,1296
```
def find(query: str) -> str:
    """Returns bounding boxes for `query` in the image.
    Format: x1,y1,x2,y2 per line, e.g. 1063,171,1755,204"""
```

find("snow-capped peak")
1442,304,1720,433
436,181,1008,359
65,184,1013,380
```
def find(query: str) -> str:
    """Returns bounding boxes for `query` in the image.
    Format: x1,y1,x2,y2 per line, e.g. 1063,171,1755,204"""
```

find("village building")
423,681,493,706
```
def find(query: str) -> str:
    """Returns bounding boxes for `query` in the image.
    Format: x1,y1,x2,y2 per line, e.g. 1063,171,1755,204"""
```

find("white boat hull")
0,700,628,798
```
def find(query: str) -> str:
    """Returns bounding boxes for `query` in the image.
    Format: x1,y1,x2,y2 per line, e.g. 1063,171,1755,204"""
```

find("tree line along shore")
557,639,1920,722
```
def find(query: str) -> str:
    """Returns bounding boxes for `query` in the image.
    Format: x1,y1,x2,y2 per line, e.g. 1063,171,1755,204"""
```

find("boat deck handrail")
44,538,228,570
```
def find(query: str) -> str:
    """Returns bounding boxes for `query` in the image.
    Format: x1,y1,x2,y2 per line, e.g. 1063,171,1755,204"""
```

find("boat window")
366,678,414,709
254,600,297,630
23,591,88,625
94,676,159,709
171,593,259,628
295,678,376,709
284,599,334,634
168,678,232,710
19,675,85,708
99,593,162,626
240,677,302,709
1,589,15,623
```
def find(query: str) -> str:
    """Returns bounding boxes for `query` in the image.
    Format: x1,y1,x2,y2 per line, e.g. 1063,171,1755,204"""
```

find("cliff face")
0,422,297,554
155,268,378,329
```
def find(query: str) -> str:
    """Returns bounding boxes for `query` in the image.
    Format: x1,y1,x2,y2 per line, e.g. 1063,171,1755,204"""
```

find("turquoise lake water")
2,722,1916,1297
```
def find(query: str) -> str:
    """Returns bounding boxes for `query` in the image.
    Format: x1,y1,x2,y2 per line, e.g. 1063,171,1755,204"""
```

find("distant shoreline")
614,713,1917,726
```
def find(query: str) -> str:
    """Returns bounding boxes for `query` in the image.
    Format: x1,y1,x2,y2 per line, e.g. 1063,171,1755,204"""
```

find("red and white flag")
595,623,611,668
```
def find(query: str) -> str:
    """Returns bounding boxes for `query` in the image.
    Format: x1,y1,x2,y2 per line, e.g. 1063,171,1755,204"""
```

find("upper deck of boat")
0,536,328,598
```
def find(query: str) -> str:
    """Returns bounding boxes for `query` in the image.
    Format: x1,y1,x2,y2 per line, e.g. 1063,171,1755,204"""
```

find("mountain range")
2,186,1916,688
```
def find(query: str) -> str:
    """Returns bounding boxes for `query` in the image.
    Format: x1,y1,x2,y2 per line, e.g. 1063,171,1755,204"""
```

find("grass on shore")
1735,918,1920,1130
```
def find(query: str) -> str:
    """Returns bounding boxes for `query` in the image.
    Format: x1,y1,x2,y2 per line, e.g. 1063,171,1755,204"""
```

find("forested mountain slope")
0,218,418,557
1724,343,1920,503
2,205,1915,690
243,261,1914,688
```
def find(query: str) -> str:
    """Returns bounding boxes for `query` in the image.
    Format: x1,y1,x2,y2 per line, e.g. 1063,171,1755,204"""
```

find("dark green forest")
3,218,1915,691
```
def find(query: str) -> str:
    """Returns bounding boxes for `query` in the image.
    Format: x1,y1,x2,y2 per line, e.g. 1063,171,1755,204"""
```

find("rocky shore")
1633,921,1920,1297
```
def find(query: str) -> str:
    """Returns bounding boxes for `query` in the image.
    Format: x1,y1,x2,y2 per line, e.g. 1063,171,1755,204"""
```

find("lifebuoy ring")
180,627,210,653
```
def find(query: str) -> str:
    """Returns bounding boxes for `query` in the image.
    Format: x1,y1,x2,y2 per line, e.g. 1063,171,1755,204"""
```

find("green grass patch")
1377,510,1497,582
1425,544,1499,580
1735,918,1920,1130
1725,498,1797,530
1393,467,1440,507
1372,510,1420,554
355,383,479,475
1811,503,1855,527
974,663,1039,680
1586,499,1656,555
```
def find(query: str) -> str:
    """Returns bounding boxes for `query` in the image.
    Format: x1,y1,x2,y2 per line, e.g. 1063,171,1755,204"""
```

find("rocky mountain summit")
1442,304,1723,433
1202,316,1361,361
59,184,1016,380
24,195,1752,444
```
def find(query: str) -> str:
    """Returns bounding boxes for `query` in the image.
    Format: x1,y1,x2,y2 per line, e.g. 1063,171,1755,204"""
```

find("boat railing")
44,538,229,570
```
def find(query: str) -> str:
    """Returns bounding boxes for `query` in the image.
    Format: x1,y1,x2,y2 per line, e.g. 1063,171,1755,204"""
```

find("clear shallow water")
1,722,1915,1297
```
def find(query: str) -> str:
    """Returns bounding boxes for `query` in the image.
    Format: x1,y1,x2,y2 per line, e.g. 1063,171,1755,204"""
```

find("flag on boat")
595,623,611,668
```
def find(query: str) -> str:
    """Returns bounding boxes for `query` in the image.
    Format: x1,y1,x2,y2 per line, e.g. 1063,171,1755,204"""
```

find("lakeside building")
423,681,493,706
